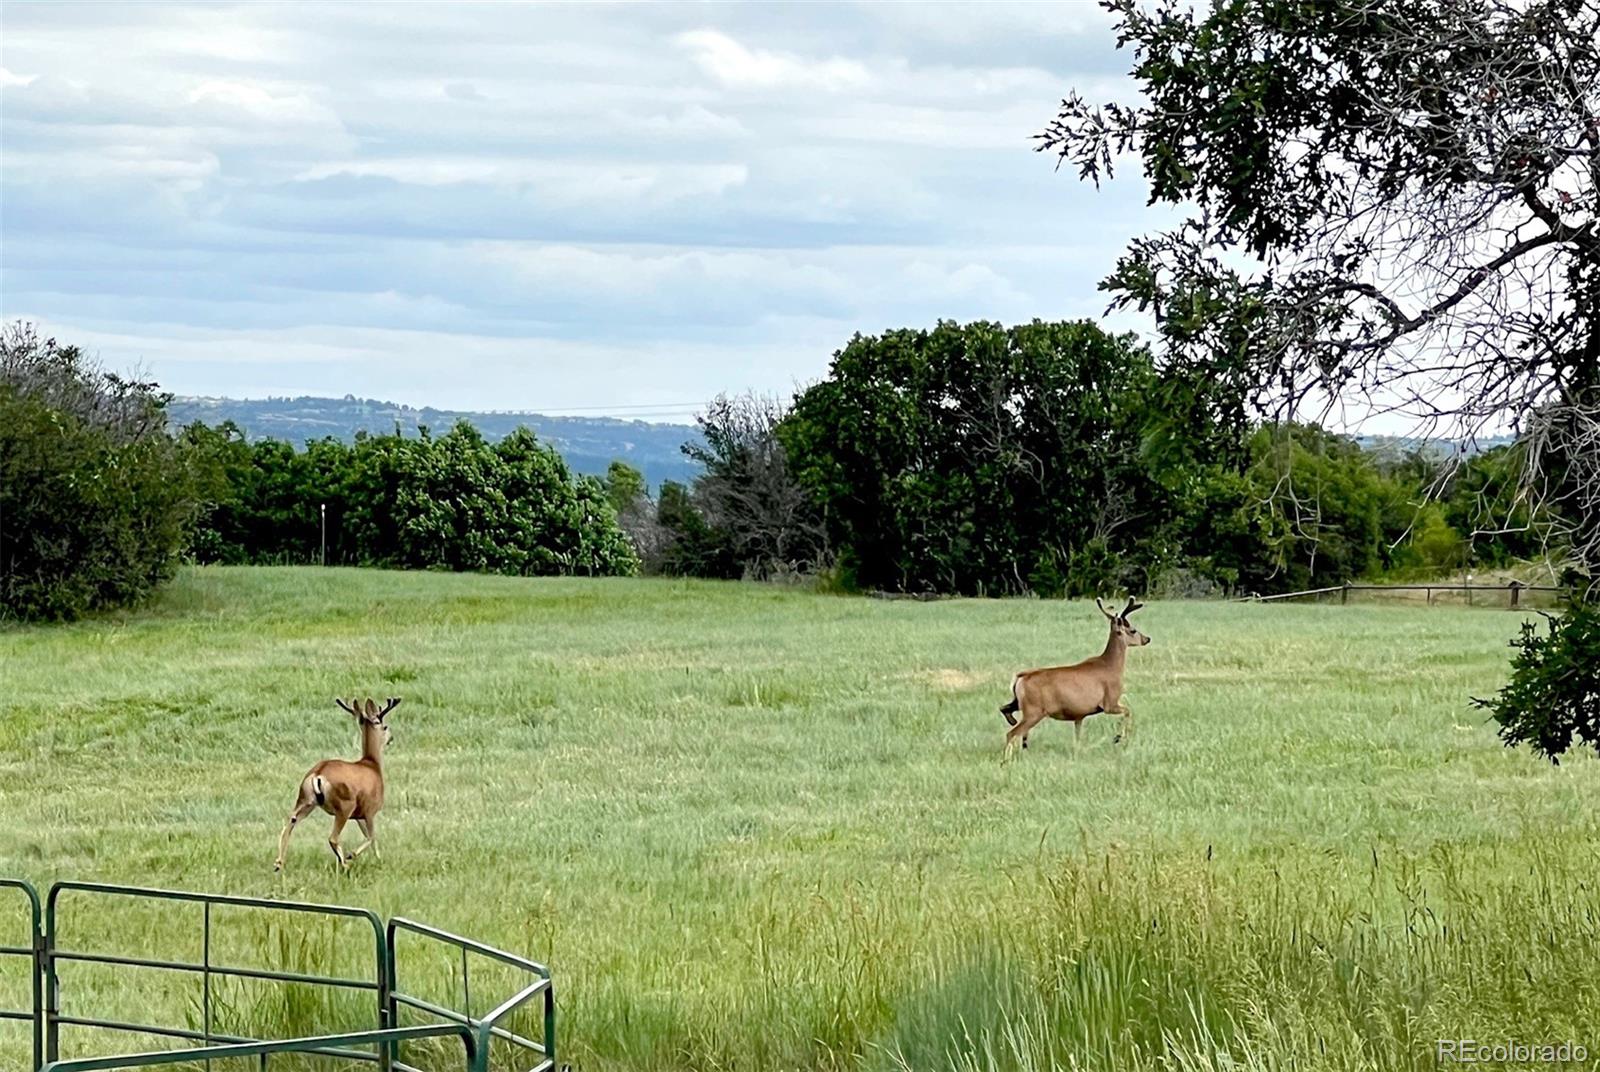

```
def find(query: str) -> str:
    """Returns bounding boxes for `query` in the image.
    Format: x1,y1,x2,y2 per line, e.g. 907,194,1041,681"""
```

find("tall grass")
1,567,1597,1069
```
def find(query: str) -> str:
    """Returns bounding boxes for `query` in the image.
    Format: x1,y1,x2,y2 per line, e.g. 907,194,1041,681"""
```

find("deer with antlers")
999,598,1149,757
274,697,399,873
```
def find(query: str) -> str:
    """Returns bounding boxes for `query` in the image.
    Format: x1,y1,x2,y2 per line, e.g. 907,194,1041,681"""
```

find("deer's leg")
274,797,317,873
1112,701,1134,746
1073,717,1083,752
1005,709,1046,759
348,817,379,861
327,812,352,870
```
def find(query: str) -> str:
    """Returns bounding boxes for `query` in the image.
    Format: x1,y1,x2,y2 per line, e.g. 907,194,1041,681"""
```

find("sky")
0,1,1160,421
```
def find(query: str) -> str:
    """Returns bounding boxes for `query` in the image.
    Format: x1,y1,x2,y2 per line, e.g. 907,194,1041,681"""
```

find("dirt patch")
916,669,987,691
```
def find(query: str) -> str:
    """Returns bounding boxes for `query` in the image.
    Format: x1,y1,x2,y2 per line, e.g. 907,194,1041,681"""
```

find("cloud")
675,29,870,91
290,160,751,213
187,79,342,130
1,1,1165,412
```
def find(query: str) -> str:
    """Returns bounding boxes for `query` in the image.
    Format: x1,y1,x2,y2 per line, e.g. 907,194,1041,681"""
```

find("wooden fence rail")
1240,581,1568,607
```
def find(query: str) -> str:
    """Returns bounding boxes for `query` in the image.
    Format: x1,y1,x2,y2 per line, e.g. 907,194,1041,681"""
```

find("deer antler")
1096,597,1116,620
377,697,402,718
1122,597,1144,617
334,698,360,717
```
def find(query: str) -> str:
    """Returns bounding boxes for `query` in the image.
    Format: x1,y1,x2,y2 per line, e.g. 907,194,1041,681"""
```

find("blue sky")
1,1,1159,419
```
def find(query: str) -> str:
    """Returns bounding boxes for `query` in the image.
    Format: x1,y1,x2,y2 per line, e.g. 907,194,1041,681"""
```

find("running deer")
999,598,1149,756
274,697,399,872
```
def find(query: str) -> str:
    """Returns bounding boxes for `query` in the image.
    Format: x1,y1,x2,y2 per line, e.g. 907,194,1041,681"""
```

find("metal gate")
0,879,553,1072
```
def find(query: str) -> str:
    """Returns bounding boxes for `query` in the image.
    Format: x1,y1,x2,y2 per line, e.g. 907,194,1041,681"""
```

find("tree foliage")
782,320,1169,596
1474,600,1600,762
185,421,638,577
1,323,213,621
1172,424,1435,594
774,320,1466,597
1039,0,1600,570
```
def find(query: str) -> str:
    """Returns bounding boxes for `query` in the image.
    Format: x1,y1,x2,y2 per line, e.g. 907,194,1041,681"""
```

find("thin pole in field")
321,503,327,566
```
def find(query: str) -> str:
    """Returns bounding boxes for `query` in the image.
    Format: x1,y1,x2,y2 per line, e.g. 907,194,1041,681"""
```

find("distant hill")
167,395,704,489
1354,432,1516,462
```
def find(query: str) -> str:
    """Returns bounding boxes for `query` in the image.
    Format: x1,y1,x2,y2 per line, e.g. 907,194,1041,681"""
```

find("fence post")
1341,583,1350,605
1510,580,1522,609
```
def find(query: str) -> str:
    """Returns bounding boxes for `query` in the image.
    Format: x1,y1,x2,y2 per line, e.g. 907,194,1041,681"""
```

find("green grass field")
2,567,1598,1071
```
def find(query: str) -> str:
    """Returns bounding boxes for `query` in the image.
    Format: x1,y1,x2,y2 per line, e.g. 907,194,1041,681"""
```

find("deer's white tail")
312,775,326,807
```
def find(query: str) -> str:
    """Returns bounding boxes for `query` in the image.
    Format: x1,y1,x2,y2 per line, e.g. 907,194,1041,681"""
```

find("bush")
781,320,1159,597
1473,597,1600,762
185,421,638,578
1147,566,1226,601
1,323,212,622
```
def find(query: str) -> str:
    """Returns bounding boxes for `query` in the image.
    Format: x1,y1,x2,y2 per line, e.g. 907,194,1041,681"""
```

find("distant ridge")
1353,432,1516,459
167,394,705,489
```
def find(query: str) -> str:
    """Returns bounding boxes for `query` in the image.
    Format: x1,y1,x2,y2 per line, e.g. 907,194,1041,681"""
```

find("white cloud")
630,104,748,140
187,80,341,130
675,29,870,91
1,2,1164,411
292,158,750,207
443,81,486,102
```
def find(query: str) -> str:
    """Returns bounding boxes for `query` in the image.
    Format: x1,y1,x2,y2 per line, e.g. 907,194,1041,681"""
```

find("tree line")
1,323,636,622
613,319,1543,599
4,317,1547,624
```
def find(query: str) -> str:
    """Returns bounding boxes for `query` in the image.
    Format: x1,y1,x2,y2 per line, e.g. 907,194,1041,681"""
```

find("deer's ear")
363,698,378,720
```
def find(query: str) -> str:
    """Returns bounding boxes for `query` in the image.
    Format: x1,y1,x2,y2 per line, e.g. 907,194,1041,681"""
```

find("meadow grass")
1,566,1597,1071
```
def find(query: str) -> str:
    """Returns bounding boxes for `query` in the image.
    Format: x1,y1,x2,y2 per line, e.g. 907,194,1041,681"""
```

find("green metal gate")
0,879,554,1072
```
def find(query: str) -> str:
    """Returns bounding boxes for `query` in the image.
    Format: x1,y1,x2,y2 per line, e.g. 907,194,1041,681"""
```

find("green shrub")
185,420,639,578
1,323,212,622
1474,597,1600,762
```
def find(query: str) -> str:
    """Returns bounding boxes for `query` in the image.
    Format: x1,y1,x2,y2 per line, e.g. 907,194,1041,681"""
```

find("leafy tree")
781,320,1160,596
1043,0,1598,552
1,323,213,621
1474,600,1600,763
603,461,647,516
652,480,738,579
1167,424,1428,593
601,459,670,565
1436,445,1549,567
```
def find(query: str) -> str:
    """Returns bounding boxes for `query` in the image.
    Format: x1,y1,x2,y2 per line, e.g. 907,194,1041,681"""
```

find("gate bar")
39,1023,477,1071
1,879,43,1071
45,881,390,1069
